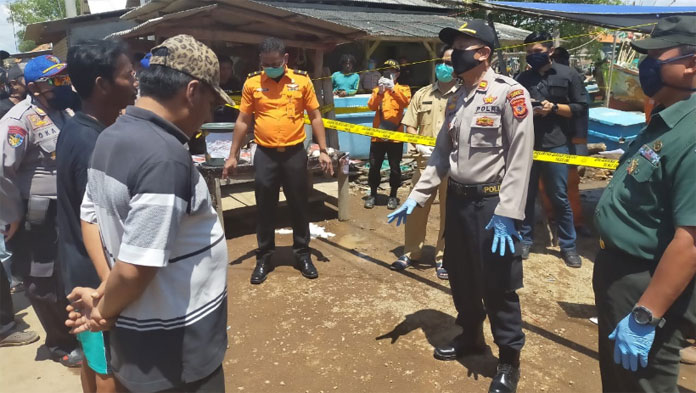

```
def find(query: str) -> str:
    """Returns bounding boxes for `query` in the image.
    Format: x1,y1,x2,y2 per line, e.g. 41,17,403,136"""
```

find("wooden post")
606,32,618,108
311,48,337,149
422,41,437,84
321,66,338,149
337,157,349,221
364,40,381,64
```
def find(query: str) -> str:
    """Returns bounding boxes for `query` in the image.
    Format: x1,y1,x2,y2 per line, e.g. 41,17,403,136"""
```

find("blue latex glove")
387,199,418,226
608,313,656,372
484,215,522,256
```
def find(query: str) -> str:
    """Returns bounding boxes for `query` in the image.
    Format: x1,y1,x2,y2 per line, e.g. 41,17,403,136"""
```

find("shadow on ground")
375,309,498,380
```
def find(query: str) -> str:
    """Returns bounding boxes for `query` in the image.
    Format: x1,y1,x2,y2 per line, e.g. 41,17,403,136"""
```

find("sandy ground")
2,180,695,393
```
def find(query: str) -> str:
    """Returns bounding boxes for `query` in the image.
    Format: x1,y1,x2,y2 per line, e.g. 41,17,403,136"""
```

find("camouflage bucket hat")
150,34,234,106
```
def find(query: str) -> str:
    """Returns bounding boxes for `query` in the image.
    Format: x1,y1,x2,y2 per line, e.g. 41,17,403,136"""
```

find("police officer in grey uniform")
389,21,534,393
0,55,81,366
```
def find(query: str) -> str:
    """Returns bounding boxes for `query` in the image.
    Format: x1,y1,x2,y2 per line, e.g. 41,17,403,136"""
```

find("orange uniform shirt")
239,67,320,148
367,84,411,142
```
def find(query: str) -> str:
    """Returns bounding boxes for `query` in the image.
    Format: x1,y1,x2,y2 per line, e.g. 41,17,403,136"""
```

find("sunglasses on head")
36,75,71,87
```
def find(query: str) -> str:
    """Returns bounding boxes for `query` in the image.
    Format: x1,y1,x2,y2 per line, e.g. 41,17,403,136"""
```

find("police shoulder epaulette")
247,70,262,78
495,74,517,86
293,69,308,76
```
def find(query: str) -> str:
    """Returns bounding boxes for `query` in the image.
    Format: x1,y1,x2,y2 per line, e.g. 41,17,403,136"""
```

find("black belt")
447,178,501,199
258,143,303,153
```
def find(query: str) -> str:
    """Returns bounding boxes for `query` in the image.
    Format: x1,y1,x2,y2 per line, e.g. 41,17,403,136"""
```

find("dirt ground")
2,180,695,393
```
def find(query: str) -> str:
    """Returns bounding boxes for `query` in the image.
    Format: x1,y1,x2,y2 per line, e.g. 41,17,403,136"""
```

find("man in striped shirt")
66,35,233,393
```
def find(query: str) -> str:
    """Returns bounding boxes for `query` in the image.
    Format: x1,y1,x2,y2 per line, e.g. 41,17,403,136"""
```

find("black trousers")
158,365,225,393
368,142,403,197
443,191,525,363
593,248,694,393
254,144,310,259
0,261,13,329
6,201,77,353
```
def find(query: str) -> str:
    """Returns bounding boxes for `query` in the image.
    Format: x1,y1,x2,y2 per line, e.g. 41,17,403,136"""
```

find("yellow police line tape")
307,117,621,170
319,104,372,115
224,103,619,170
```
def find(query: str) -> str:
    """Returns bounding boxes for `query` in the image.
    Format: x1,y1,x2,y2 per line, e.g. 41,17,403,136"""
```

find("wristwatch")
551,103,559,113
319,148,329,155
632,305,666,328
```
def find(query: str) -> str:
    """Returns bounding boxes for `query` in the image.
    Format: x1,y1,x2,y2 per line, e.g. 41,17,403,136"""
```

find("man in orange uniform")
223,37,333,285
364,59,411,210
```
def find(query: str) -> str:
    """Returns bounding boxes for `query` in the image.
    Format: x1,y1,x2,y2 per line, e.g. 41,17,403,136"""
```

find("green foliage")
18,39,36,52
6,0,78,51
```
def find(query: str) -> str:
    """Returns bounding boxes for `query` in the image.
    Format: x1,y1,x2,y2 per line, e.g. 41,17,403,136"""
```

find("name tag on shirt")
639,144,660,166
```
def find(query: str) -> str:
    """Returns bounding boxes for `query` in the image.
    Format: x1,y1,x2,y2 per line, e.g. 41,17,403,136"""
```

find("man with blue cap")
0,54,81,366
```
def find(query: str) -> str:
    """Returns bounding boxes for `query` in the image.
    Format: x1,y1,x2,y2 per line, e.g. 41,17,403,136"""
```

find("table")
197,153,350,225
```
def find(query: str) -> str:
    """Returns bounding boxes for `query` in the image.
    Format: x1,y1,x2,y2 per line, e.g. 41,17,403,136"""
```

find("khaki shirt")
402,81,459,138
0,96,69,223
409,68,535,220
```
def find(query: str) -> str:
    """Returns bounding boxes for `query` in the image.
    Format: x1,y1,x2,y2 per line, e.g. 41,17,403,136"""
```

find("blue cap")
140,53,151,69
24,55,66,83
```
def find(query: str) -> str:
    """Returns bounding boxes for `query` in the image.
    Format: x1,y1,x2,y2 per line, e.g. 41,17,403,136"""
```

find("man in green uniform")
593,16,696,393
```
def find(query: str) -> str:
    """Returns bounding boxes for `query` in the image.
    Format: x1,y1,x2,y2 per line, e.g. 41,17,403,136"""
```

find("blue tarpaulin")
477,1,696,31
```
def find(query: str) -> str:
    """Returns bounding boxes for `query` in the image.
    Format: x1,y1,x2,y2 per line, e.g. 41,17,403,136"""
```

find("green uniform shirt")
595,93,696,261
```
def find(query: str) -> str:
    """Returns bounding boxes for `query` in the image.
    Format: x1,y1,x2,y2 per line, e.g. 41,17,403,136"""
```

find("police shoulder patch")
247,70,262,78
506,89,524,100
293,69,308,76
7,125,27,148
509,97,528,120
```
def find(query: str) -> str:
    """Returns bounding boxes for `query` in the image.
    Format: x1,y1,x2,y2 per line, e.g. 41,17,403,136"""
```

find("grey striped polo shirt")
81,106,228,392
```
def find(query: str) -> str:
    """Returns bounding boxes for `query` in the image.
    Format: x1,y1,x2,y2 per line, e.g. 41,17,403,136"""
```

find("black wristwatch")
632,305,666,328
551,103,559,113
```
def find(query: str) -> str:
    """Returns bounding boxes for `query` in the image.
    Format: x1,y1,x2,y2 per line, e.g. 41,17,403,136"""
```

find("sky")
0,0,693,54
0,0,19,53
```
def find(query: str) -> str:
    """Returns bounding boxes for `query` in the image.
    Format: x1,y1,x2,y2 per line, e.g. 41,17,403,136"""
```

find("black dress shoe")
433,332,486,361
488,363,520,393
296,256,318,279
250,260,273,284
561,249,582,268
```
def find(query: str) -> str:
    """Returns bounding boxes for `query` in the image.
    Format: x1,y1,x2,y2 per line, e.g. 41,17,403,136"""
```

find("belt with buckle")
260,143,302,153
447,178,501,199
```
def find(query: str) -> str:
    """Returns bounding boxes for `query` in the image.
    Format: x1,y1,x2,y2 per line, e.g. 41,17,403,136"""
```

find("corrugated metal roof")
269,0,447,9
109,4,217,37
269,3,529,42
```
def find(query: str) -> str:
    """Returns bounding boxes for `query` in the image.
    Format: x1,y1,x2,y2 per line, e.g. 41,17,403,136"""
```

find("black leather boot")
433,325,487,361
250,257,273,285
295,255,318,279
489,348,520,393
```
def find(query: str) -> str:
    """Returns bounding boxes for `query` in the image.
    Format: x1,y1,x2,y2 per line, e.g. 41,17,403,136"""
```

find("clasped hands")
65,286,114,334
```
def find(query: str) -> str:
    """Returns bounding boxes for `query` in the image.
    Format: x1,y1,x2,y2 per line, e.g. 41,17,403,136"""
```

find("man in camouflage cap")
66,35,230,392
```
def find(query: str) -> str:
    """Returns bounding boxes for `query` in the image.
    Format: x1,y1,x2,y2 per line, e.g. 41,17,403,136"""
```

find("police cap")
439,19,498,50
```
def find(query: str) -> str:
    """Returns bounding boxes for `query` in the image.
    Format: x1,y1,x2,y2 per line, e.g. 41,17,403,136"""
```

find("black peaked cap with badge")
439,19,498,49
631,15,696,53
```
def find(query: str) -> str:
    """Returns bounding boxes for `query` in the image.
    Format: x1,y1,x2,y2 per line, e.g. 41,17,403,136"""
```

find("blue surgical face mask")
526,52,550,70
264,64,285,79
435,63,454,83
638,53,696,97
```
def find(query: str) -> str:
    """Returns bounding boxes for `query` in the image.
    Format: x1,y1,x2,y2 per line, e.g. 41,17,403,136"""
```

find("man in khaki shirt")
388,20,534,393
390,46,457,280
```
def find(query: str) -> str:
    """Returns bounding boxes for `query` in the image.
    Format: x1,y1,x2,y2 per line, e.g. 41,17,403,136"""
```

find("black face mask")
451,49,482,76
46,85,77,111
